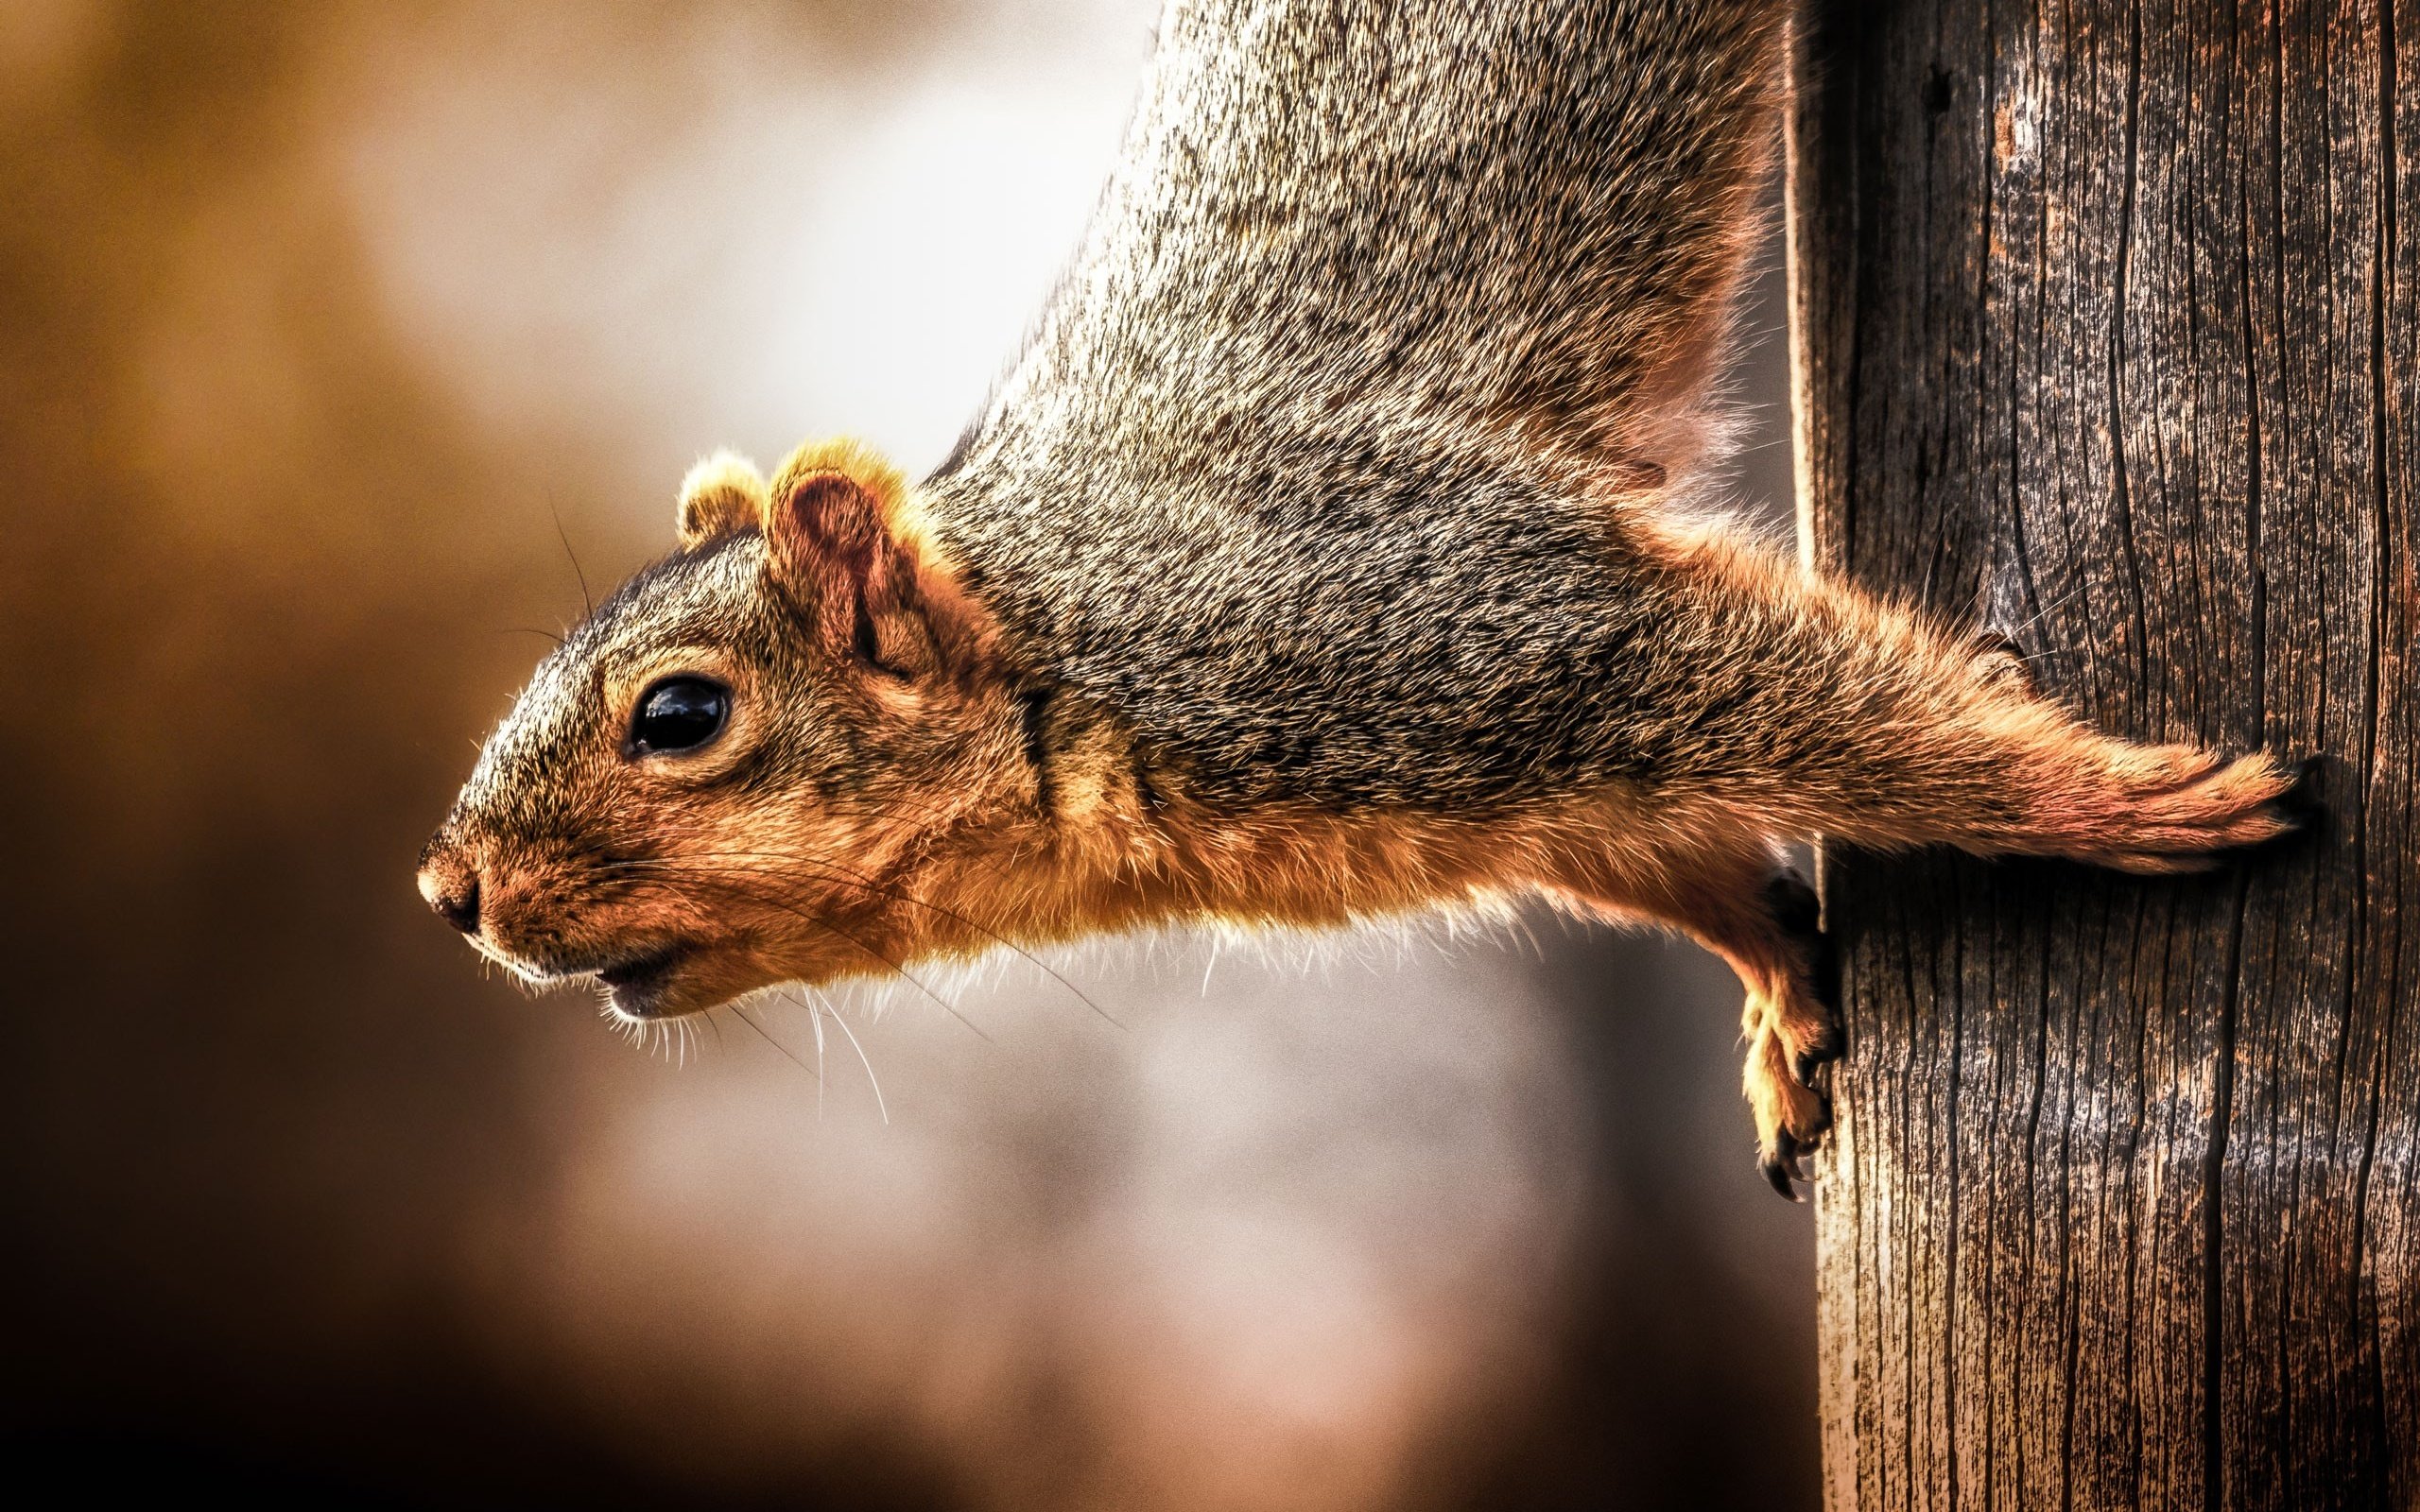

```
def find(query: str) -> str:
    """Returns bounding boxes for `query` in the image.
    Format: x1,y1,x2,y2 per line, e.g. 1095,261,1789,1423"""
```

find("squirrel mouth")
595,945,690,1014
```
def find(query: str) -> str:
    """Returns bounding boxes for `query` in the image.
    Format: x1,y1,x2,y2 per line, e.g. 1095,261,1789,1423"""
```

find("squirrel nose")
432,877,480,935
417,852,482,936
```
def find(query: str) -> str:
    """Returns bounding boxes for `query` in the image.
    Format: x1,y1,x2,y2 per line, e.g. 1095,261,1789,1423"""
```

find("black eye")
629,677,728,756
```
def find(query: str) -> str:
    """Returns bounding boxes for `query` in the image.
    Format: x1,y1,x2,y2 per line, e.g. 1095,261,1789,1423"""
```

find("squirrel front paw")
1746,1000,1837,1200
1745,870,1841,1201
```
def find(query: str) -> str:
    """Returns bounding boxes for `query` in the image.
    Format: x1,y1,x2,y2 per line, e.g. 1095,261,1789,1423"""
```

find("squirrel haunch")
421,0,2304,1197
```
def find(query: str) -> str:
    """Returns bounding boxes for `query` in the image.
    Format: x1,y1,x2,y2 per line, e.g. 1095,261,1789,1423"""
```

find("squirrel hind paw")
2075,749,2317,872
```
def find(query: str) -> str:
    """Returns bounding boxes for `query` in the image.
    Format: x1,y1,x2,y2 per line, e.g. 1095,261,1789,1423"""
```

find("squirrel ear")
762,438,942,679
675,451,769,548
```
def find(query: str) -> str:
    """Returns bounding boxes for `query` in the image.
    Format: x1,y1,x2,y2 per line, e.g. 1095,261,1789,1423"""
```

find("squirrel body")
420,0,2303,1195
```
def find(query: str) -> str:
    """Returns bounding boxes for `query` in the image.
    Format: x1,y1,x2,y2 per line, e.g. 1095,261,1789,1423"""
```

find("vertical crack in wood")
1936,861,1955,1509
2110,0,2152,723
2206,873,2249,1512
2199,5,2275,1497
2350,0,2400,1479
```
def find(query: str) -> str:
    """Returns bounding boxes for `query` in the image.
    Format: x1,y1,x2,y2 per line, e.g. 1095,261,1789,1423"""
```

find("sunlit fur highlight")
675,450,769,548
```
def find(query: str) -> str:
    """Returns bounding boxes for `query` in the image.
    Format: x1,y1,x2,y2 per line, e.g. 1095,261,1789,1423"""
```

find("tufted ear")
762,438,950,680
675,451,769,547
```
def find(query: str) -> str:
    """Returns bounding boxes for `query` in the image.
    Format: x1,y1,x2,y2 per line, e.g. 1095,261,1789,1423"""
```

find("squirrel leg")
1789,644,2309,872
1543,837,1839,1201
1629,525,2308,871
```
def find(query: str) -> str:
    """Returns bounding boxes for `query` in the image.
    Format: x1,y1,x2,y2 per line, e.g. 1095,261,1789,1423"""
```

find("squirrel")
417,0,2305,1198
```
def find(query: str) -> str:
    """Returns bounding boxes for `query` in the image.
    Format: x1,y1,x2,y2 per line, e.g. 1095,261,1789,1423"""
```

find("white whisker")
823,996,888,1125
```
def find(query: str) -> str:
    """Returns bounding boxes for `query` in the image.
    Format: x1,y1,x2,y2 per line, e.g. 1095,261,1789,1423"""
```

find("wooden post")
1789,4,2420,1507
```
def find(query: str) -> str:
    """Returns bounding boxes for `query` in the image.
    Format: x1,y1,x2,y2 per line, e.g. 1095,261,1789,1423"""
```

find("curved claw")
2273,755,2327,829
1759,1131,1807,1203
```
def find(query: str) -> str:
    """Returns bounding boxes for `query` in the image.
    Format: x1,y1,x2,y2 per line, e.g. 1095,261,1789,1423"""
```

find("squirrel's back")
926,0,1789,811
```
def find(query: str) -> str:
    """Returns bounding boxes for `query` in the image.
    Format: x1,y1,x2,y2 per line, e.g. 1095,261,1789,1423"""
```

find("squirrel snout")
417,850,481,936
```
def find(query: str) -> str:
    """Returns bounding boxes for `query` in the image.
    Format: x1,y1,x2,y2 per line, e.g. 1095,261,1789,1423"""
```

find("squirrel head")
417,438,1040,1021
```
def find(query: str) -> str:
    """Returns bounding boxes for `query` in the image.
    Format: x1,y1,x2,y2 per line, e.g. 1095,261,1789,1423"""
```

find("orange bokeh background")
0,4,1814,1506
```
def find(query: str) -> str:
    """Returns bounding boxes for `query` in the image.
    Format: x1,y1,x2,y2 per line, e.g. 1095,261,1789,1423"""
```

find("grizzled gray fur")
928,0,1787,811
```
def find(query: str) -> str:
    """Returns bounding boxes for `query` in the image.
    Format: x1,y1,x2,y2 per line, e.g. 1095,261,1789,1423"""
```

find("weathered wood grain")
1789,3,2420,1507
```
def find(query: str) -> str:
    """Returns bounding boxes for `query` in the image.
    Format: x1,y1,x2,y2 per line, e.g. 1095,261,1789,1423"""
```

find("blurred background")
0,2,1812,1507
